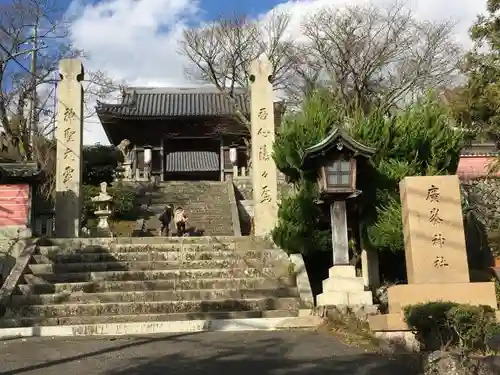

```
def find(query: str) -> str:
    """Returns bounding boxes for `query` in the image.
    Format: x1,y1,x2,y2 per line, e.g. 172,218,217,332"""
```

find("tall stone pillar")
330,200,349,265
250,54,278,237
55,59,84,237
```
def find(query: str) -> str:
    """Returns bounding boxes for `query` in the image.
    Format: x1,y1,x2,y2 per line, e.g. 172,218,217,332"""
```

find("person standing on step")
158,204,174,236
174,206,188,236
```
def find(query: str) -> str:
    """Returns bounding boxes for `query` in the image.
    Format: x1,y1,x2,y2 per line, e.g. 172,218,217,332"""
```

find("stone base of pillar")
316,265,373,307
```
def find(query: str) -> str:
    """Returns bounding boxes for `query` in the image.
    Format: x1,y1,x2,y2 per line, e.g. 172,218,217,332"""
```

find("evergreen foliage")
272,90,464,256
351,92,464,252
273,90,347,185
272,92,342,254
271,180,331,255
82,145,120,186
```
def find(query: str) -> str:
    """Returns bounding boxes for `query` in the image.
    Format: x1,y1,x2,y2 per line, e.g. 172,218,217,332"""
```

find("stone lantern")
91,182,113,237
302,128,376,307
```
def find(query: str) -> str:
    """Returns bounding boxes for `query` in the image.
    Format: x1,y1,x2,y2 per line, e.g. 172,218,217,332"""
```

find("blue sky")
178,0,287,19
69,0,288,23
0,0,489,144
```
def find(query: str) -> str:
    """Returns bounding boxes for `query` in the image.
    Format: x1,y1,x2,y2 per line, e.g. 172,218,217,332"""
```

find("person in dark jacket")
158,204,174,236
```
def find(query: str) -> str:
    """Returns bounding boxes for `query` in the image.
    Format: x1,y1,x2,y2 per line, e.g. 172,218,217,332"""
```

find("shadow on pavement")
0,331,423,375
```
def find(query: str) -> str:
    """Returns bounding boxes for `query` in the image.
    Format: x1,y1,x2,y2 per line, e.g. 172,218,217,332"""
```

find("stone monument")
91,182,113,237
249,54,278,237
369,175,498,331
116,139,133,180
55,59,84,238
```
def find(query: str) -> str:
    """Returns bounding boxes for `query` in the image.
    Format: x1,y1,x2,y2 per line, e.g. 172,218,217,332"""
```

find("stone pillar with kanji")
368,175,498,333
250,55,278,236
55,59,84,237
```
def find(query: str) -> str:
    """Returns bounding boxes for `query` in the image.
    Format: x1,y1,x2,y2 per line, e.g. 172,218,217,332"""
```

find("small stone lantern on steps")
301,128,376,307
91,182,113,237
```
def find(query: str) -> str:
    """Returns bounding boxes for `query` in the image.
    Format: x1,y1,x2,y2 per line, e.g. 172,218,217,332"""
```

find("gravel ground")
0,330,422,375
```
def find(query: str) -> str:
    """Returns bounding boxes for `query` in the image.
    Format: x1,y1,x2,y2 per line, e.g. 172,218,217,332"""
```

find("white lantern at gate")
144,146,152,165
229,146,238,165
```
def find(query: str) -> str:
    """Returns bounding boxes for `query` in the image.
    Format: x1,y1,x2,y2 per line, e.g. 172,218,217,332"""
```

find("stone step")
28,259,261,273
7,297,300,318
0,309,297,328
148,208,232,215
154,189,230,193
148,196,231,203
24,268,275,283
45,236,247,245
40,242,239,254
18,277,292,294
146,216,234,223
34,250,261,264
146,207,232,214
149,193,230,200
11,287,299,305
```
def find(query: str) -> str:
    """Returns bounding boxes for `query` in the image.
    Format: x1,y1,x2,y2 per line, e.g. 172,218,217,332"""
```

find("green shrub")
495,278,500,304
109,183,138,220
82,145,120,186
271,181,331,255
81,183,139,221
404,301,458,350
404,301,500,353
81,185,100,219
446,304,496,352
487,229,500,258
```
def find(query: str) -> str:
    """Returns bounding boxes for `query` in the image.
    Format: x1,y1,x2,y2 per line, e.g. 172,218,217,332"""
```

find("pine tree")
272,90,463,256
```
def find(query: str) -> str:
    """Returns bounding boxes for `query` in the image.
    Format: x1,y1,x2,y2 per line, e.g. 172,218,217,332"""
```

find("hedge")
404,301,500,353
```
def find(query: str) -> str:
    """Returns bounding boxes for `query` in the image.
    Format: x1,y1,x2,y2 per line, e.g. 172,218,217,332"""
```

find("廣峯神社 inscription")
426,184,448,268
399,175,470,284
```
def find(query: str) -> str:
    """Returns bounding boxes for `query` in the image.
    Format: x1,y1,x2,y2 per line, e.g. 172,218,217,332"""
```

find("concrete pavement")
0,330,422,375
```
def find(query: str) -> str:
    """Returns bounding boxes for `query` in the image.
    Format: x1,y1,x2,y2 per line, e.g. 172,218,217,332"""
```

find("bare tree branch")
299,1,462,112
0,0,119,163
179,12,293,131
0,0,119,201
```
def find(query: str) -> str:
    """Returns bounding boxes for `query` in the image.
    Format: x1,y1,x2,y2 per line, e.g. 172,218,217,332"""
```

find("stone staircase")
0,237,302,329
144,181,234,236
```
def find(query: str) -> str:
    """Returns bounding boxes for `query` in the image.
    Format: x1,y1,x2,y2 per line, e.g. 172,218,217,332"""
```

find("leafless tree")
0,0,117,163
179,11,294,131
295,1,462,112
179,2,462,124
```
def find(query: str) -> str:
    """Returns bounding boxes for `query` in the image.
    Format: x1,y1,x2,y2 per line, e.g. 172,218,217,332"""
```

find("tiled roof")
460,142,499,156
164,151,219,172
0,162,41,181
96,87,250,118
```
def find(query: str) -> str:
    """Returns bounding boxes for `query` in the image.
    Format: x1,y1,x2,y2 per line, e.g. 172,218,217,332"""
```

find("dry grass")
318,308,383,351
86,219,136,237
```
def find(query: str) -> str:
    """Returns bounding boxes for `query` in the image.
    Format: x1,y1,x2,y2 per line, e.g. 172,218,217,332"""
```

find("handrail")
0,239,37,316
226,179,242,236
